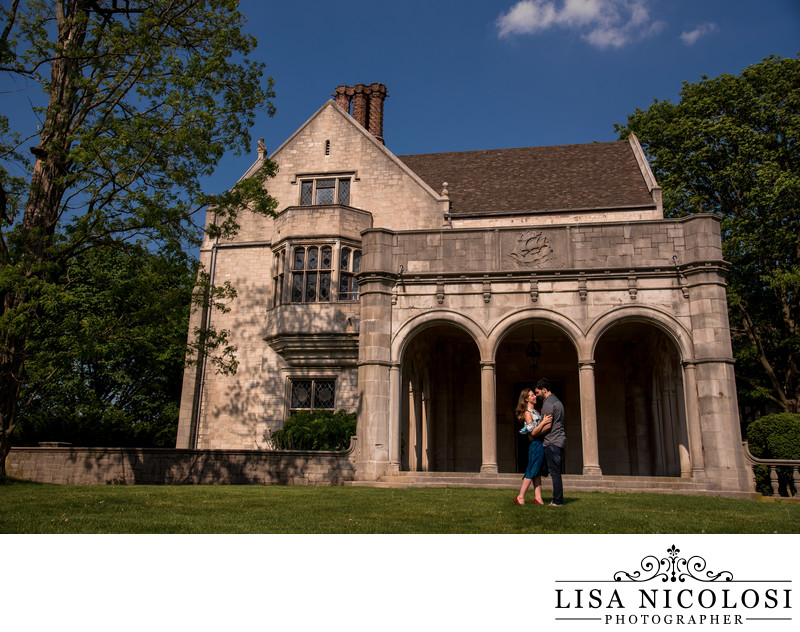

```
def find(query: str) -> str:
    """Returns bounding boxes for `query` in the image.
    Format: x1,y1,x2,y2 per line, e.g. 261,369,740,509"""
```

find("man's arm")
530,414,553,438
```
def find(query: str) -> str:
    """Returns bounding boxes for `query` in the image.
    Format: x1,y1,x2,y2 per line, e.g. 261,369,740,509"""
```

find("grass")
2,478,798,534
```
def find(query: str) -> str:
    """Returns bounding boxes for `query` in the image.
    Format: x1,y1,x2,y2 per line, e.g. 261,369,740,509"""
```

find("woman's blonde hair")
515,388,533,422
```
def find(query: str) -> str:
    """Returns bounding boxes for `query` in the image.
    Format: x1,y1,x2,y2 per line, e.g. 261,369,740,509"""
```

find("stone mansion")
176,83,752,495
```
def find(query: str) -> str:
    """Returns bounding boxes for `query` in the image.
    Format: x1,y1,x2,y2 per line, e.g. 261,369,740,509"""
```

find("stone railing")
741,442,800,498
6,438,357,486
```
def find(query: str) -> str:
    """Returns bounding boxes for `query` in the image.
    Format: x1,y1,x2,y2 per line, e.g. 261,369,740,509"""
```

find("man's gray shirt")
542,393,566,448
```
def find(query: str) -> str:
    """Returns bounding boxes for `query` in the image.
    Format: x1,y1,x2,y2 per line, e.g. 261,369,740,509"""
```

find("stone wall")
6,441,357,485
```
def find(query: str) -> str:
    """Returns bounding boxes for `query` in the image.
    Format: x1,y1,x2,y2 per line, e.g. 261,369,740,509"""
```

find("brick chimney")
334,85,353,112
333,83,388,144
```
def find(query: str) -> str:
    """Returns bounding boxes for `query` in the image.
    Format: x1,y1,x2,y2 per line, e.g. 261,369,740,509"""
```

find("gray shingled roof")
397,141,655,215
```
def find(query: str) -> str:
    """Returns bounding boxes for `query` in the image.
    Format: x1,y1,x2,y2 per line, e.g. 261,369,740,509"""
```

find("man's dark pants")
544,445,563,505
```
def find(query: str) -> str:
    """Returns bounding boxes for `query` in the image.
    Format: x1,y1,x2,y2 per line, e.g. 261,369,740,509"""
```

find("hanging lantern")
526,325,541,372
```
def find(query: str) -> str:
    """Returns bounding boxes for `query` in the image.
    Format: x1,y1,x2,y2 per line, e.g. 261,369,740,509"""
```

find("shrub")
746,413,800,496
269,409,357,451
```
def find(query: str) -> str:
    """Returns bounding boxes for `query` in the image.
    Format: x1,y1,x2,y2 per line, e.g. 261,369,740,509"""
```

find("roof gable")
266,100,443,202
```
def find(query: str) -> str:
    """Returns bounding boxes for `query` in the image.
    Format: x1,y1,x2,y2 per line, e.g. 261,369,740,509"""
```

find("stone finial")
441,182,449,197
257,137,267,160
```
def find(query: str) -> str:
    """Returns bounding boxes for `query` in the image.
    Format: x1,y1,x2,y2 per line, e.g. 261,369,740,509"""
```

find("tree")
14,244,196,447
616,55,800,414
0,1,278,476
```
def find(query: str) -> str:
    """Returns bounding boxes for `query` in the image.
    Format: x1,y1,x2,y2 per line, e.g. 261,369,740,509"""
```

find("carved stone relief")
506,230,553,269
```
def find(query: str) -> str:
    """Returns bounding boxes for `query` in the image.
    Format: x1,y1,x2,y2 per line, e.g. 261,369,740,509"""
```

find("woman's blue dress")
524,409,544,479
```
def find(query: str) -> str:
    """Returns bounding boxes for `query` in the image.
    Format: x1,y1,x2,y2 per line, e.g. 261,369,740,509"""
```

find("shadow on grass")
0,476,45,486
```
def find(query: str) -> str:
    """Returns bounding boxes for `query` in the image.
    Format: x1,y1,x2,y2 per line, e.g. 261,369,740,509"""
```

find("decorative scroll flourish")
613,545,734,583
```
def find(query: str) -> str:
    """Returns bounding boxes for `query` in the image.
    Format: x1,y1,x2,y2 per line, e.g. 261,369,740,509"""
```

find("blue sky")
2,0,799,195
219,0,799,188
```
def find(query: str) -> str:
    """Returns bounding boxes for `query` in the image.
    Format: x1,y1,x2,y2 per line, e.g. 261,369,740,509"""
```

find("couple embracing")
513,378,565,507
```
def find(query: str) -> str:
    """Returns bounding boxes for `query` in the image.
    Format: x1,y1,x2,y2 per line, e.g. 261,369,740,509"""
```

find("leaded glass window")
339,247,361,300
337,178,350,205
291,245,332,303
300,181,313,206
298,177,352,206
290,379,336,413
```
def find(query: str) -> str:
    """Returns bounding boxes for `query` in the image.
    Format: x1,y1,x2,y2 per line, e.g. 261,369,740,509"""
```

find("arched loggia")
399,322,483,472
493,321,582,474
593,321,690,477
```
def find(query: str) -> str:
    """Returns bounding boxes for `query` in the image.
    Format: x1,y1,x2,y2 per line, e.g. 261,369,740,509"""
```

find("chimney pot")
333,85,352,113
334,83,388,145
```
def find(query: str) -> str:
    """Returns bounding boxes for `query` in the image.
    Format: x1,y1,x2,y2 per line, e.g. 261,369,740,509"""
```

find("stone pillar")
355,229,396,481
388,363,401,474
682,237,750,492
480,362,498,474
682,361,705,478
695,359,751,491
351,84,368,129
579,361,602,476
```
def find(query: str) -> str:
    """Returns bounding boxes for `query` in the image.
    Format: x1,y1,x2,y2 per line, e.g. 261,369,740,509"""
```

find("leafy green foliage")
616,55,800,414
269,410,357,451
13,245,195,447
746,413,800,496
0,1,279,471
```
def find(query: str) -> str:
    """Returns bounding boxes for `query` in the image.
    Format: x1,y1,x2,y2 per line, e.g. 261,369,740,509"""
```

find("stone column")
681,361,705,477
388,363,401,474
480,361,498,474
579,361,602,476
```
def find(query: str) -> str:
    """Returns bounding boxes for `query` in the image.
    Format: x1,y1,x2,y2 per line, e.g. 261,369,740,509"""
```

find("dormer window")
300,177,351,206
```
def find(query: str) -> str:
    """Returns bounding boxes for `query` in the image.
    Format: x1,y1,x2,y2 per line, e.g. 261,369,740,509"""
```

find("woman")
513,388,551,505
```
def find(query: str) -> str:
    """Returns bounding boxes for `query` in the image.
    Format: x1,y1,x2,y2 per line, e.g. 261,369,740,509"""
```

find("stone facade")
176,85,752,495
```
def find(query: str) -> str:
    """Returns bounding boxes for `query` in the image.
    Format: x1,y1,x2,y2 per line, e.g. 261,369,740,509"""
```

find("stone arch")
391,309,488,364
488,308,585,361
590,309,692,477
586,305,694,363
395,312,485,472
489,309,584,474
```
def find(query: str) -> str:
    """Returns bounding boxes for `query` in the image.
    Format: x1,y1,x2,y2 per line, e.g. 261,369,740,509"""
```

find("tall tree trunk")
0,1,88,476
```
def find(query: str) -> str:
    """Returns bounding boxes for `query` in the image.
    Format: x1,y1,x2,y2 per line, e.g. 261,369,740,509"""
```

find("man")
534,378,565,506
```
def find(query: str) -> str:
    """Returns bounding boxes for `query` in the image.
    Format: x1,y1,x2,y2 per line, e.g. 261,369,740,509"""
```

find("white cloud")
496,0,665,49
679,23,718,46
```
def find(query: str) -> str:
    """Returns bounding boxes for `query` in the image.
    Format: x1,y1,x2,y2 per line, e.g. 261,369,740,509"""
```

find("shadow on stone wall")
6,438,357,486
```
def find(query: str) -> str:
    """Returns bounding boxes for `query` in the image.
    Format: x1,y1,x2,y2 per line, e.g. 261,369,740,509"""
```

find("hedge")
269,409,357,451
746,413,800,496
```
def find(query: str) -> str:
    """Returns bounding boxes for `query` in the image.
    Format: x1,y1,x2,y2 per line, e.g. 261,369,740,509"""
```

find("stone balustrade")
741,442,800,498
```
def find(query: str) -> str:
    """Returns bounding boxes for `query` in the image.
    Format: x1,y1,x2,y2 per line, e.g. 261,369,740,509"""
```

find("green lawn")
1,479,797,533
